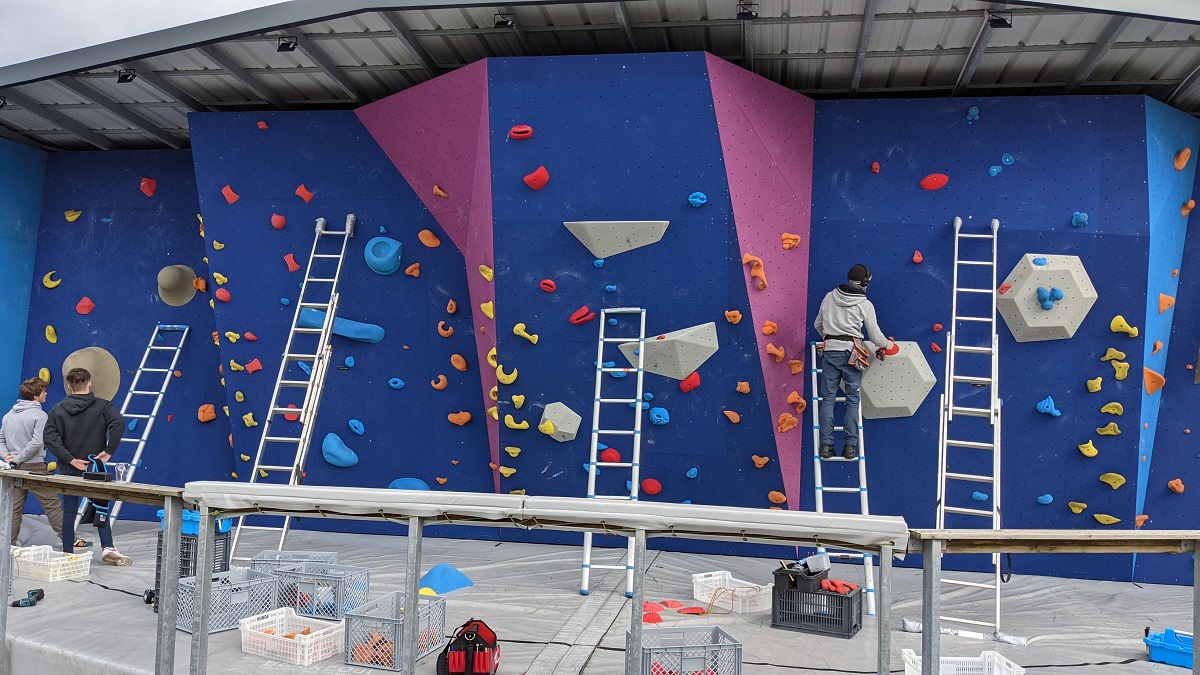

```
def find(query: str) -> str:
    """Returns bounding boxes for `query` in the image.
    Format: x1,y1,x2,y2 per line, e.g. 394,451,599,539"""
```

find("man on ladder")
813,264,894,459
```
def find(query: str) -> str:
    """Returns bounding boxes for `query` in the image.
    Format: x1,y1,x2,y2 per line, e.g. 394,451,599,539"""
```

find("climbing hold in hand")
1071,212,1088,228
1144,367,1165,395
1037,494,1054,505
687,192,707,207
1036,396,1060,417
912,251,923,264
919,173,949,191
447,412,472,426
1101,348,1125,362
76,297,95,315
242,412,258,428
197,404,216,423
431,374,448,390
569,306,595,325
1100,402,1123,415
221,185,240,204
1099,472,1126,489
404,263,420,277
509,124,533,140
777,413,798,433
736,381,750,394
680,372,700,393
1093,514,1120,525
1174,147,1192,170
724,310,742,324
1112,360,1129,380
767,491,786,505
723,410,741,424
1069,502,1087,514
971,491,988,502
766,343,785,363
524,166,550,190
513,323,538,344
1078,440,1098,457
1110,315,1138,337
321,433,359,467
349,419,365,435
437,321,454,338
781,233,801,250
496,365,517,384
539,279,557,293
1096,422,1120,436
1086,377,1102,393
1159,293,1175,313
762,321,777,336
1168,478,1185,494
504,414,529,430
451,354,468,372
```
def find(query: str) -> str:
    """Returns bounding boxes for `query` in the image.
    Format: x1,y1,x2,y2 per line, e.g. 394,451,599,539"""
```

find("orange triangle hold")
1158,293,1175,313
1144,367,1166,395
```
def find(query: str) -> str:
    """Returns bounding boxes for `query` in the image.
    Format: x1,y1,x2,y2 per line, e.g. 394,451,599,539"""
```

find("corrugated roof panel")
1123,16,1200,42
252,70,343,102
0,107,58,132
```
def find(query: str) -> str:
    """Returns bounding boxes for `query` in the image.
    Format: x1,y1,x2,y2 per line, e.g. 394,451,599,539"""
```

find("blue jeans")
61,495,114,553
819,350,862,449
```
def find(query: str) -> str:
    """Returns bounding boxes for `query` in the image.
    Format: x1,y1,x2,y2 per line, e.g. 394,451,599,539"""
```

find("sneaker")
101,547,133,566
74,538,93,549
842,445,858,460
819,444,835,459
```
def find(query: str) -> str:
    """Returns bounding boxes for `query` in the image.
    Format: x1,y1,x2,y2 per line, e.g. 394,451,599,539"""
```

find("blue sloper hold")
1072,212,1088,227
388,378,405,389
1001,153,1015,165
1032,257,1047,266
299,308,385,344
345,356,355,368
281,298,291,305
682,500,692,505
685,467,698,479
418,563,473,595
379,226,387,234
688,192,708,207
971,491,989,502
605,285,617,293
322,432,359,467
1036,396,1061,417
298,362,312,376
643,393,653,401
597,442,608,451
363,236,403,275
388,477,430,490
649,407,670,425
1037,494,1054,505
608,318,618,326
127,419,138,432
593,259,604,268
988,166,1002,177
349,419,365,435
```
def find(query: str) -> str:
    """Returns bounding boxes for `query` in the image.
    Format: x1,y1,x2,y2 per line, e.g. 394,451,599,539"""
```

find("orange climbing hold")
438,321,454,338
197,404,216,423
998,283,1012,295
762,321,777,336
1144,367,1166,395
244,331,257,341
433,185,449,199
431,374,448,390
1175,147,1192,171
418,230,441,247
1183,200,1196,217
912,251,923,264
787,391,802,406
781,233,801,250
1168,478,1185,494
1159,293,1175,313
1153,340,1163,355
723,410,741,424
295,184,314,203
192,277,208,292
751,455,770,468
447,412,472,426
1173,269,1181,278
221,185,240,204
451,354,468,372
735,381,750,394
256,121,268,130
446,299,457,314
766,343,785,363
724,310,742,324
741,253,768,290
870,162,880,174
788,359,804,375
405,263,421,277
777,412,798,433
284,253,301,273
1136,514,1149,527
436,477,448,485
932,323,943,332
767,491,787,504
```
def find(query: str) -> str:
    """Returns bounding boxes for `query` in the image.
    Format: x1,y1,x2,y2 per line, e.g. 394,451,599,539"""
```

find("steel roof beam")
290,32,364,102
501,6,535,56
378,12,443,75
54,76,183,148
196,45,289,109
0,121,54,151
1167,57,1200,106
0,88,116,150
1063,15,1132,93
953,12,995,97
849,0,880,96
121,61,209,112
613,2,638,51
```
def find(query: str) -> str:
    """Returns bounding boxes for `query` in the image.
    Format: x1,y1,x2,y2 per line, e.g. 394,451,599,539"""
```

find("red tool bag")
437,618,500,674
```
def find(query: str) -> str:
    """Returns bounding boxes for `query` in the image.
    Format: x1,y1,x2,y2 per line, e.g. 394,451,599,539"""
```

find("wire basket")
239,607,344,666
177,568,277,634
344,593,447,672
691,571,773,613
629,625,742,675
901,649,1026,674
250,550,339,575
275,562,370,620
11,546,92,582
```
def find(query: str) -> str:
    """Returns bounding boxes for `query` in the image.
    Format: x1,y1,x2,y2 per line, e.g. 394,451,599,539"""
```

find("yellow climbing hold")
488,405,498,420
242,412,258,428
489,386,498,401
481,301,494,320
231,472,238,479
419,587,437,596
509,489,526,495
44,326,57,344
512,394,525,409
538,419,556,435
64,210,82,222
213,272,228,285
513,322,539,344
479,265,494,282
229,359,245,372
212,241,225,251
224,331,240,343
1110,315,1138,337
498,466,516,478
240,454,250,461
223,406,230,417
209,299,214,309
38,368,50,384
1099,472,1126,489
487,347,498,368
1093,513,1120,525
1096,422,1120,436
41,271,61,289
496,364,518,385
1077,440,1098,458
504,414,529,430
1086,377,1102,393
1100,348,1125,361
259,469,269,478
505,446,521,458
220,377,225,387
1068,501,1087,514
1111,360,1129,380
235,391,244,403
1100,402,1123,415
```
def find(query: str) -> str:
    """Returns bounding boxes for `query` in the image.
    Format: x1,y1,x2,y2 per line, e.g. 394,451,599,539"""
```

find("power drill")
11,589,44,608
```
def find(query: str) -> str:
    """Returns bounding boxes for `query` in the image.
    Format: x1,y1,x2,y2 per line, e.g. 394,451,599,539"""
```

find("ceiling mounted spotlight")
987,10,1012,28
277,36,299,52
494,13,514,28
116,68,137,84
736,2,758,21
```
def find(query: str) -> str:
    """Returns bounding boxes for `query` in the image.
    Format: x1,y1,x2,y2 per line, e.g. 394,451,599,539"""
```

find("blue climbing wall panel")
19,150,231,522
0,138,45,397
811,96,1156,582
187,111,497,539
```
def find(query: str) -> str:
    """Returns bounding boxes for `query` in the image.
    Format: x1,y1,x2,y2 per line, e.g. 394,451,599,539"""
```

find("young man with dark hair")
44,368,132,565
813,264,894,460
0,377,78,547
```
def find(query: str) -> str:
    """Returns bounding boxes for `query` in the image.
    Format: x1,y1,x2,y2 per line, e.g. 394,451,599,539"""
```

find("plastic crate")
157,509,231,535
629,625,742,675
153,530,231,611
276,562,370,620
344,592,447,672
177,568,277,634
771,586,862,639
239,608,344,666
11,546,92,582
773,565,828,593
250,550,339,575
902,649,1026,674
691,571,773,614
1145,629,1193,669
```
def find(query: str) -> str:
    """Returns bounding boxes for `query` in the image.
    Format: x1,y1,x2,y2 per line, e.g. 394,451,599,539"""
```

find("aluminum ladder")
808,341,876,617
76,324,190,526
935,216,1003,637
230,214,355,562
580,307,647,598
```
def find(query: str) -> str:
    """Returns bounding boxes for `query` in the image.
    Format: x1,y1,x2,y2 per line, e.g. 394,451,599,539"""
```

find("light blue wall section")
0,139,46,395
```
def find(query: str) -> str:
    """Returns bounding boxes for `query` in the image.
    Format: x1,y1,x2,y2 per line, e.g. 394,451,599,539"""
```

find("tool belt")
437,618,499,674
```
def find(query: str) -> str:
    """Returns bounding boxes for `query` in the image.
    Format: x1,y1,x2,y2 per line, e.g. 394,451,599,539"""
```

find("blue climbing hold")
643,393,653,401
388,477,430,490
604,285,617,293
344,356,355,368
649,407,670,425
127,419,138,432
988,165,1002,177
688,192,708,207
1071,211,1088,227
388,378,405,389
685,467,698,479
682,500,692,505
155,333,163,342
966,106,980,121
626,480,633,491
971,491,989,502
281,298,290,306
364,236,403,275
299,309,385,344
1001,153,1015,165
1037,494,1054,505
298,362,312,376
608,318,618,325
628,401,649,409
379,226,387,233
348,419,365,435
418,563,473,595
585,463,599,475
1032,257,1047,266
593,259,604,268
1036,286,1064,310
1036,396,1061,417
322,433,359,468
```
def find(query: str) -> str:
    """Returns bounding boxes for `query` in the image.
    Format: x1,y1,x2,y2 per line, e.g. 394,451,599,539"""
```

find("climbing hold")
930,342,942,354
762,321,777,336
1071,212,1088,228
648,408,670,425
212,272,229,285
912,251,923,264
451,354,468,372
971,491,989,502
437,321,454,338
998,283,1012,295
767,491,786,504
966,106,980,120
504,414,529,430
76,297,95,315
497,466,516,478
1159,293,1175,313
919,173,949,191
447,412,472,426
539,279,557,293
594,259,604,268
270,213,286,230
1168,478,1185,493
64,210,82,222
600,448,621,463
197,404,216,423
1110,315,1138,337
481,301,495,320
364,237,403,275
221,185,240,204
1001,153,1015,165
1086,377,1102,393
349,419,364,435
496,364,517,384
212,241,226,251
224,331,240,343
1144,367,1166,395
38,368,50,384
321,433,359,468
1078,440,1098,458
297,362,310,376
1174,147,1192,170
751,455,770,469
1112,361,1129,381
295,184,314,203
42,325,58,344
687,192,707,207
988,166,1002,177
513,323,539,344
736,381,750,394
281,298,290,306
505,446,522,458
478,265,494,282
604,284,617,293
509,124,533,140
537,419,556,435
766,343,785,363
1100,348,1125,362
1032,257,1047,267
388,478,430,491
723,410,741,424
1037,494,1054,505
488,405,498,419
229,359,245,372
789,359,804,375
1153,340,1163,355
1135,514,1149,527
431,374,448,390
683,467,698,480
569,306,595,325
1183,199,1195,217
235,391,244,403
404,263,420,277
41,271,61,289
1069,502,1087,514
741,253,768,290
1099,472,1126,489
1096,422,1120,436
1093,514,1120,525
642,479,663,496
242,412,258,428
724,310,742,324
870,161,881,173
1036,286,1064,310
1100,402,1123,415
246,359,262,374
486,347,498,369
523,166,550,190
215,288,231,303
932,324,943,332
680,372,700,392
1035,396,1060,417
781,233,801,250
777,413,798,433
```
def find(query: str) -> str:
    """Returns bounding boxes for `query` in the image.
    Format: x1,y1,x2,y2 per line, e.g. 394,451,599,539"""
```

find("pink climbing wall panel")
705,54,815,510
355,61,501,487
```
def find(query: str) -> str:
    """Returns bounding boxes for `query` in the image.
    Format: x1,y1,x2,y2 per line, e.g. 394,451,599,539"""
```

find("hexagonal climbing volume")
859,340,937,419
617,322,719,380
997,254,1098,342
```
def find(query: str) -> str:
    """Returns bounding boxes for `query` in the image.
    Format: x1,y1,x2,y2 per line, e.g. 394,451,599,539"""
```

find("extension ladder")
76,324,190,525
580,307,647,598
808,341,876,617
230,214,355,562
935,216,1003,637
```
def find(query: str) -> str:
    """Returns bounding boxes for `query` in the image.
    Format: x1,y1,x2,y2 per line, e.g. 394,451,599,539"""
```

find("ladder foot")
580,589,590,596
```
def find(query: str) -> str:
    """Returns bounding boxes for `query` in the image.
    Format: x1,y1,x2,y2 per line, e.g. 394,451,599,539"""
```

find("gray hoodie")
813,284,888,352
0,399,48,465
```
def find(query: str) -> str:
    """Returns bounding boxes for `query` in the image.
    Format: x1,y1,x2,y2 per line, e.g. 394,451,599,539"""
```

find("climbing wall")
0,138,46,393
19,149,231,521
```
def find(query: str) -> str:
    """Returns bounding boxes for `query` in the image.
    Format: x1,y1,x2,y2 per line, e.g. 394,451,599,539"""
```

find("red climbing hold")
523,166,550,190
284,253,301,273
139,177,157,198
912,250,923,264
295,184,314,203
680,371,701,393
660,600,684,609
243,331,258,341
215,288,231,303
870,162,880,174
677,607,707,615
998,283,1012,295
167,414,174,422
284,404,300,422
221,185,240,204
256,121,268,130
245,358,263,374
271,214,286,230
930,342,942,353
882,340,900,356
600,448,621,464
919,173,949,191
642,612,662,624
641,478,662,496
643,601,665,613
75,297,95,315
509,125,533,140
539,279,557,293
932,323,943,332
569,306,596,325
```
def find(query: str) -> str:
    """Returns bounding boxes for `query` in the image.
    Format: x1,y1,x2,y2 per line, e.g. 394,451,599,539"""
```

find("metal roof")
2,0,1200,151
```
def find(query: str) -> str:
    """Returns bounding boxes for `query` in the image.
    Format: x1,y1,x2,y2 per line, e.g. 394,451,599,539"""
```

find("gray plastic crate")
628,626,742,675
344,593,447,672
153,530,231,612
276,562,370,621
177,568,277,634
250,550,339,574
771,586,862,639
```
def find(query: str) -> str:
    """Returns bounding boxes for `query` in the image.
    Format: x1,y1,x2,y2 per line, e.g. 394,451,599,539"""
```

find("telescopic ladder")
230,214,355,562
808,341,876,617
580,307,647,598
935,216,1003,637
77,324,190,525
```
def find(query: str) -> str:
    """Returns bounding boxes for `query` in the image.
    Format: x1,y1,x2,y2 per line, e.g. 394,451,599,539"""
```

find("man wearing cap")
0,377,75,547
44,368,132,566
813,264,894,460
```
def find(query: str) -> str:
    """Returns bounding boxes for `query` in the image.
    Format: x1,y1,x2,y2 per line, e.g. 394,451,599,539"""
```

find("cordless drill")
11,589,45,608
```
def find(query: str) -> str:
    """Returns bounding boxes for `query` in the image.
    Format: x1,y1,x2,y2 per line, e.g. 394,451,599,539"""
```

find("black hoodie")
44,393,123,474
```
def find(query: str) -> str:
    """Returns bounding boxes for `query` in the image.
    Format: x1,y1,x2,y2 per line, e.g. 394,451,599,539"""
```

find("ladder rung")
943,505,994,517
319,231,351,236
955,316,993,323
601,337,637,343
236,525,282,532
820,456,860,462
957,288,993,294
311,253,341,258
271,407,304,414
940,616,998,628
946,439,994,450
951,406,992,418
264,436,303,442
596,462,633,467
945,471,994,483
148,345,177,351
596,430,635,435
958,233,994,239
141,368,171,373
588,564,630,570
128,390,160,395
958,260,992,266
293,328,323,334
298,302,329,309
255,465,294,471
598,398,639,404
942,578,998,590
280,380,311,387
306,278,338,282
600,368,636,373
822,487,860,493
953,345,994,354
285,354,318,360
124,414,153,419
952,375,992,385
593,495,633,500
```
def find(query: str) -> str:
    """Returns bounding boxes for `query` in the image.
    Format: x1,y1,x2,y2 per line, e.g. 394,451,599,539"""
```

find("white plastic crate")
239,608,344,666
178,568,277,634
691,571,772,613
902,649,1026,675
12,546,93,582
344,593,447,672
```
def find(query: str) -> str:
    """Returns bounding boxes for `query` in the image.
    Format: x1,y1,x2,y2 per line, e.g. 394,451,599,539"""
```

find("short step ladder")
935,216,1003,637
230,215,355,562
808,341,876,617
580,307,647,598
77,324,190,525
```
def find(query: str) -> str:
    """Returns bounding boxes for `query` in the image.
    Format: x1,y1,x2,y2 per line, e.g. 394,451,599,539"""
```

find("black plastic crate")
771,585,862,639
773,566,828,593
152,530,231,611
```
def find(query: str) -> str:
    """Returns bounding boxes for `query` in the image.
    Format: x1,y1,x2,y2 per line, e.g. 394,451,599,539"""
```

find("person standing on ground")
813,264,894,460
43,368,132,565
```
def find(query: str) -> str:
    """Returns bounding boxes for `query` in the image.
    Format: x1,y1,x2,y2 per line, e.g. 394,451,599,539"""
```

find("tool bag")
846,338,873,372
437,618,500,675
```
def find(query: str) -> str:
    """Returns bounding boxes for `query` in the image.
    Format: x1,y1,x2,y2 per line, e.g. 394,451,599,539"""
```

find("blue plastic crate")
157,509,232,535
1145,628,1193,669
